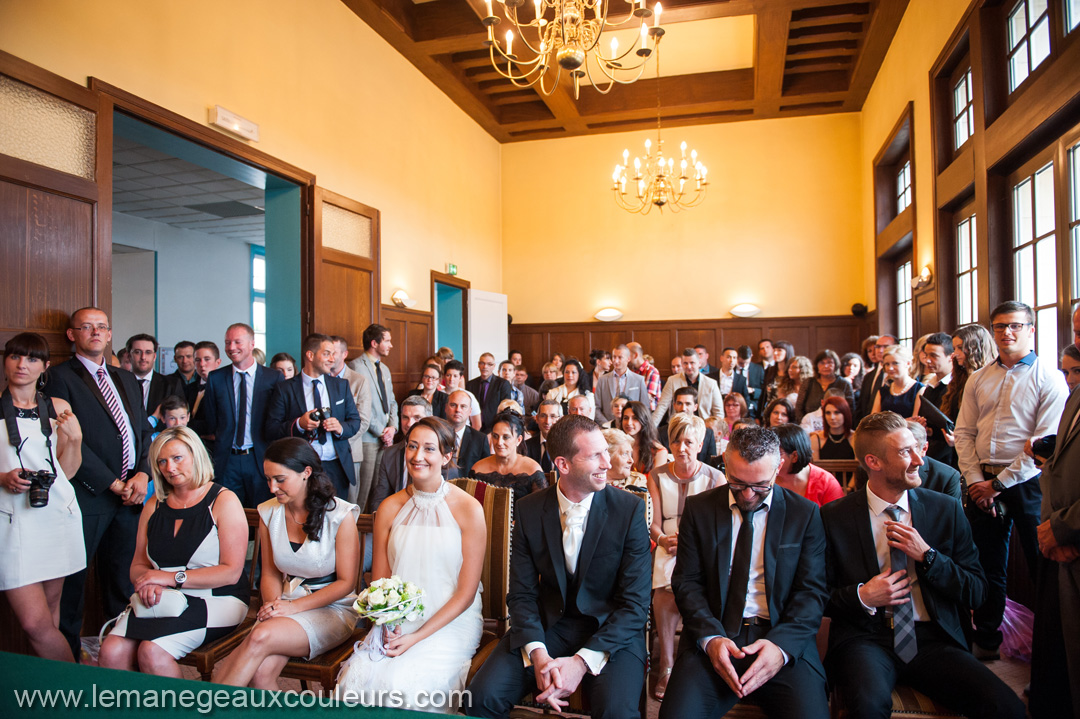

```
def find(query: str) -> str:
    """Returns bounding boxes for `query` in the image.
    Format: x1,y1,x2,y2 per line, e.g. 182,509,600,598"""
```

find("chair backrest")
815,459,861,493
356,513,375,593
615,484,653,530
243,508,263,604
450,478,513,636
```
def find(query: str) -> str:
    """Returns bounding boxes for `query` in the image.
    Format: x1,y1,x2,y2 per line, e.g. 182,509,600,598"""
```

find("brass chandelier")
482,0,666,99
611,42,708,214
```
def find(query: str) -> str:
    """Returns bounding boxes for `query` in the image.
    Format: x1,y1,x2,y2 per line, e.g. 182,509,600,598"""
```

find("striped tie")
886,505,918,663
96,367,134,480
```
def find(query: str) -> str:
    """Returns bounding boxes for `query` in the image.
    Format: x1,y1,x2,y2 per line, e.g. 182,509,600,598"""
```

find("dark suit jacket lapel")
715,487,734,603
908,491,936,619
850,491,880,578
764,487,786,619
542,488,568,599
226,367,239,419
575,486,608,581
71,359,116,422
108,366,138,428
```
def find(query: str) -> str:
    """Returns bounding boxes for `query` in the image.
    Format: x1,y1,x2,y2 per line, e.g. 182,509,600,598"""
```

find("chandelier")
611,42,707,214
482,0,666,99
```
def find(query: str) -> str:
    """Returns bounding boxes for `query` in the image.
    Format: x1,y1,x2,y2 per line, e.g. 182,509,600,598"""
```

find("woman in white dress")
0,332,84,662
647,413,724,700
217,438,360,690
337,417,485,713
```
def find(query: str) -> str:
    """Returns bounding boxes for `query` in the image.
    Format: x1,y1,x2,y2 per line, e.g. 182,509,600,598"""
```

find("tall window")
957,214,978,325
1068,0,1080,33
897,161,913,213
897,260,914,347
1070,142,1080,307
1013,162,1058,361
954,69,975,149
251,245,266,352
1007,0,1051,92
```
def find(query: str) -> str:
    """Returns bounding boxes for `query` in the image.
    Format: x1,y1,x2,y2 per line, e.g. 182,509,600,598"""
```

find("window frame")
1006,0,1053,93
251,244,267,353
955,204,979,326
952,65,975,151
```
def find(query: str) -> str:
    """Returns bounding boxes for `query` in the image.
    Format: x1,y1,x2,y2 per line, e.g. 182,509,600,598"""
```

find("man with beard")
821,412,1023,719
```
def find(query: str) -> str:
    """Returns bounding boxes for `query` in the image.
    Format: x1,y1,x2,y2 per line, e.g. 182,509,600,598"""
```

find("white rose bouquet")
354,576,424,628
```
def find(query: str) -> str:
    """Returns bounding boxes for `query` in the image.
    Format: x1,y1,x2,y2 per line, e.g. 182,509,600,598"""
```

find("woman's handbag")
130,588,189,619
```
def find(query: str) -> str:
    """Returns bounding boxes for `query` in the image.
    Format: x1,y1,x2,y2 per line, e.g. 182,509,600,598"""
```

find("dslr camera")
308,407,331,423
20,469,57,508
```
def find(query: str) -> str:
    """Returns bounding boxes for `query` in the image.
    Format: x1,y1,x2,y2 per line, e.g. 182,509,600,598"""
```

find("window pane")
1073,226,1080,300
1069,0,1080,32
1008,3,1027,50
1010,45,1030,91
1015,244,1035,306
1034,163,1055,237
252,299,266,334
1030,0,1048,19
958,220,971,270
1071,144,1080,222
252,254,266,293
255,333,267,354
1013,178,1033,247
1031,17,1051,69
1035,236,1058,306
955,115,970,148
954,79,967,111
1036,306,1058,364
970,268,978,323
958,274,972,325
0,75,96,180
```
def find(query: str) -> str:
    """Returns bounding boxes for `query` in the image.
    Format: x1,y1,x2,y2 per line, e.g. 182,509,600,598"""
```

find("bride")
337,417,485,712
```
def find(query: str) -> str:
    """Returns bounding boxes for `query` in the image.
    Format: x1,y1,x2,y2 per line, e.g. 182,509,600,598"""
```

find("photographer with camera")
1,332,85,662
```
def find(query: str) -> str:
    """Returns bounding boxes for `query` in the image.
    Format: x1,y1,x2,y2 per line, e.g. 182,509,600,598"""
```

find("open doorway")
432,271,469,365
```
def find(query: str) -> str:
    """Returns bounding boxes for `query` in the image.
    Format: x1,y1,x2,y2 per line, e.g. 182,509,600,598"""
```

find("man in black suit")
201,323,283,507
821,412,1024,719
467,352,511,433
734,345,766,418
44,307,153,658
854,335,896,422
446,389,490,479
186,340,220,449
659,426,829,719
169,340,198,388
658,387,717,463
523,399,562,473
918,334,955,464
369,395,433,512
907,421,962,502
467,414,651,717
265,334,362,499
125,333,184,422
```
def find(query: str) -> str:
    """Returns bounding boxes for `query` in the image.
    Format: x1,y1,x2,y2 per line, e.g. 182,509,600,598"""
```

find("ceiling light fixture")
482,0,665,99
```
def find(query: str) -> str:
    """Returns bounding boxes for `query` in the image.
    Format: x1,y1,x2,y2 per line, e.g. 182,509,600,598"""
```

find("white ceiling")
112,136,265,244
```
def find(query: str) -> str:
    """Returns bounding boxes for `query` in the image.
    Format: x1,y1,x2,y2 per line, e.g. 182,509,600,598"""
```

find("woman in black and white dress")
99,427,249,676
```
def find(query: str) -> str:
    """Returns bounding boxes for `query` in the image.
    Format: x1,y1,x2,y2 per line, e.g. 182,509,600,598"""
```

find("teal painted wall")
435,283,464,360
264,181,302,358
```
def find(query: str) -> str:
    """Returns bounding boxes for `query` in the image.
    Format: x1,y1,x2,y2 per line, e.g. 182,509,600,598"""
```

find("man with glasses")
855,334,897,422
45,307,154,659
954,301,1067,660
658,426,829,719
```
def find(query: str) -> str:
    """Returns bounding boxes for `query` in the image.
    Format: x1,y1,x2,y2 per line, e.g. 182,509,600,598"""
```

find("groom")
466,414,651,718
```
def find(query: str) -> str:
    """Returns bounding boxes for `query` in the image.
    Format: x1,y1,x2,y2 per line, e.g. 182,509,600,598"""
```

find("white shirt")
299,371,338,462
522,485,608,675
76,353,137,472
717,368,735,396
800,408,823,434
954,352,1067,488
232,361,258,450
861,488,929,621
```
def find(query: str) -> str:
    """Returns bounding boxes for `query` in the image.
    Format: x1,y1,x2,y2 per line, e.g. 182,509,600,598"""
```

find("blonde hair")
497,399,523,414
882,344,912,365
150,426,215,500
852,411,908,473
668,413,705,447
602,427,633,454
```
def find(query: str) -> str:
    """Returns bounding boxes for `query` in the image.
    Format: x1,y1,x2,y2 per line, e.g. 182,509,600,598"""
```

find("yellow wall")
0,0,503,312
501,113,865,323
858,0,970,310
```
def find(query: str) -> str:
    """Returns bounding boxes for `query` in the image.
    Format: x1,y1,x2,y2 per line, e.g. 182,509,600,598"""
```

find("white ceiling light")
730,303,761,318
594,307,624,322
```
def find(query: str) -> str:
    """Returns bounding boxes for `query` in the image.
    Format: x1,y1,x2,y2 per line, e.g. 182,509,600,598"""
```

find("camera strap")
1,389,58,475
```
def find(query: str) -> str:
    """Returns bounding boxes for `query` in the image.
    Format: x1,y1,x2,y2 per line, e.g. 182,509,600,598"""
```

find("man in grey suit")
347,323,397,512
330,335,372,504
594,345,649,423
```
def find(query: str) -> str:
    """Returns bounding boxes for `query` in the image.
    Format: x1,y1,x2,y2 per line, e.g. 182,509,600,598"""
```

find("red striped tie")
96,367,135,479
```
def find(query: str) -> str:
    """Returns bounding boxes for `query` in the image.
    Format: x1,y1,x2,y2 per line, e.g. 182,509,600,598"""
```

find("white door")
467,289,508,380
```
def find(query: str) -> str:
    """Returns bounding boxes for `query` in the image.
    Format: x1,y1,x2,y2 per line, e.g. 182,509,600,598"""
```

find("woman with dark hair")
810,396,855,460
269,352,297,379
0,332,84,662
545,358,596,419
942,324,998,422
773,424,845,507
776,355,812,407
217,437,359,689
840,352,865,401
762,397,796,428
1061,344,1080,393
337,417,484,711
796,349,855,420
764,340,796,400
406,363,449,419
469,410,547,506
620,401,670,475
551,353,565,372
588,349,612,393
101,427,249,676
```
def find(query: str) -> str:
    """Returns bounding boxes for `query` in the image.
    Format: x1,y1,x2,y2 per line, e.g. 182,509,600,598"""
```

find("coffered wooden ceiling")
342,0,910,142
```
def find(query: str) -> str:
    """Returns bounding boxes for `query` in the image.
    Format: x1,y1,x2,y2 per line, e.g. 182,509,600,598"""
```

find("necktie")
722,504,760,635
481,378,489,403
563,503,587,574
885,506,918,663
95,368,134,479
234,370,248,448
541,442,552,472
374,361,389,414
139,378,149,409
312,379,326,443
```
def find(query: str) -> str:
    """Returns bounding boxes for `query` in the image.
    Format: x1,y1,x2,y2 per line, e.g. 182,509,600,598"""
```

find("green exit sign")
447,263,458,276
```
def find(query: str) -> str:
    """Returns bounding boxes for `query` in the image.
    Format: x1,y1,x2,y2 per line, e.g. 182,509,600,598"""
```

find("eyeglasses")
727,481,773,496
73,324,111,333
991,322,1031,334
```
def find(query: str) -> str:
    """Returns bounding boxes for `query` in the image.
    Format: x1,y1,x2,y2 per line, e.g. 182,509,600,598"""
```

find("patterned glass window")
956,214,978,325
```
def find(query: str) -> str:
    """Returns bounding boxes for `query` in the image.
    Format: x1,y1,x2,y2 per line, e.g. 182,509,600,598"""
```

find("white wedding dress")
336,481,483,713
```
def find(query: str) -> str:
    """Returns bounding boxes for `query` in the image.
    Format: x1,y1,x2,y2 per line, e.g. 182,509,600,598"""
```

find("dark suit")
821,489,1024,719
732,363,766,417
405,388,448,420
467,485,651,718
920,381,956,465
202,363,282,507
137,370,184,416
659,486,829,719
264,374,362,499
466,375,512,433
44,357,153,657
449,426,490,479
855,364,887,421
369,441,408,513
523,433,555,474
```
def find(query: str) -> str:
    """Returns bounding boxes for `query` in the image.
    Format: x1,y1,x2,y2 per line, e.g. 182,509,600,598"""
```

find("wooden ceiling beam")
844,0,910,110
576,69,754,115
754,9,790,115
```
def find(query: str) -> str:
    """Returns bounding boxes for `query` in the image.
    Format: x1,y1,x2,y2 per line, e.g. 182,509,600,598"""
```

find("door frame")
431,270,470,365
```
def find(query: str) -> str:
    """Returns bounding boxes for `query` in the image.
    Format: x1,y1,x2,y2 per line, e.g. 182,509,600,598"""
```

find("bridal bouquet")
354,576,425,628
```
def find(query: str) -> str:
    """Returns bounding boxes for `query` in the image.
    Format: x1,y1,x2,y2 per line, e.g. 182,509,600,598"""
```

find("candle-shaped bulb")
681,158,687,171
534,0,541,20
644,137,651,152
505,30,514,56
680,140,687,156
622,149,629,161
485,0,493,17
654,2,662,27
633,157,641,171
640,22,648,43
610,37,619,56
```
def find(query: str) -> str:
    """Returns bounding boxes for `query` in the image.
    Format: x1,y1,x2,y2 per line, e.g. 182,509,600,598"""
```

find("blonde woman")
871,345,925,419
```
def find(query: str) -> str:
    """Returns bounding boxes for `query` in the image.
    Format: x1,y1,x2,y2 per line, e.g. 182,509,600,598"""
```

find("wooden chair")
831,686,965,718
278,513,375,694
451,478,514,638
179,507,262,681
816,459,861,492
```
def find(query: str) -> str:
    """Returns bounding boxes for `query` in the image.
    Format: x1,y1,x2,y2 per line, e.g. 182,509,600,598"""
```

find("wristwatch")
174,570,187,588
990,479,1007,493
920,548,937,572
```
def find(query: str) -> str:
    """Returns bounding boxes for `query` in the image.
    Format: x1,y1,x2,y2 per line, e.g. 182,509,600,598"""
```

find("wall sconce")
730,303,761,318
911,266,933,290
594,308,624,322
391,289,417,309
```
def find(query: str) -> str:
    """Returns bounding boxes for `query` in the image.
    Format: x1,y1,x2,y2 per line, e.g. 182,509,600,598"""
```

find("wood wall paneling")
380,304,434,401
630,329,674,366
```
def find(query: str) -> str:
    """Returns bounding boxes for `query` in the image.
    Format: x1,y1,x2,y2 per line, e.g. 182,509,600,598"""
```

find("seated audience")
670,356,683,378
776,355,812,407
762,397,796,429
566,393,592,418
270,353,297,380
870,345,924,419
603,428,647,490
370,395,432,513
911,335,935,383
437,346,455,364
764,340,796,400
800,387,847,434
821,412,1025,719
469,410,547,508
512,366,541,417
442,360,482,431
627,341,662,410
406,362,448,420
917,334,956,465
498,399,524,415
537,361,561,397
796,350,855,421
648,414,724,700
840,352,865,400
0,331,85,662
218,438,360,690
445,389,490,479
810,396,855,461
589,348,612,392
773,424,845,506
498,360,528,414
99,427,249,677
716,392,750,444
660,387,718,462
524,399,561,473
546,358,596,419
655,348,725,426
551,352,565,372
602,394,630,429
621,401,670,475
